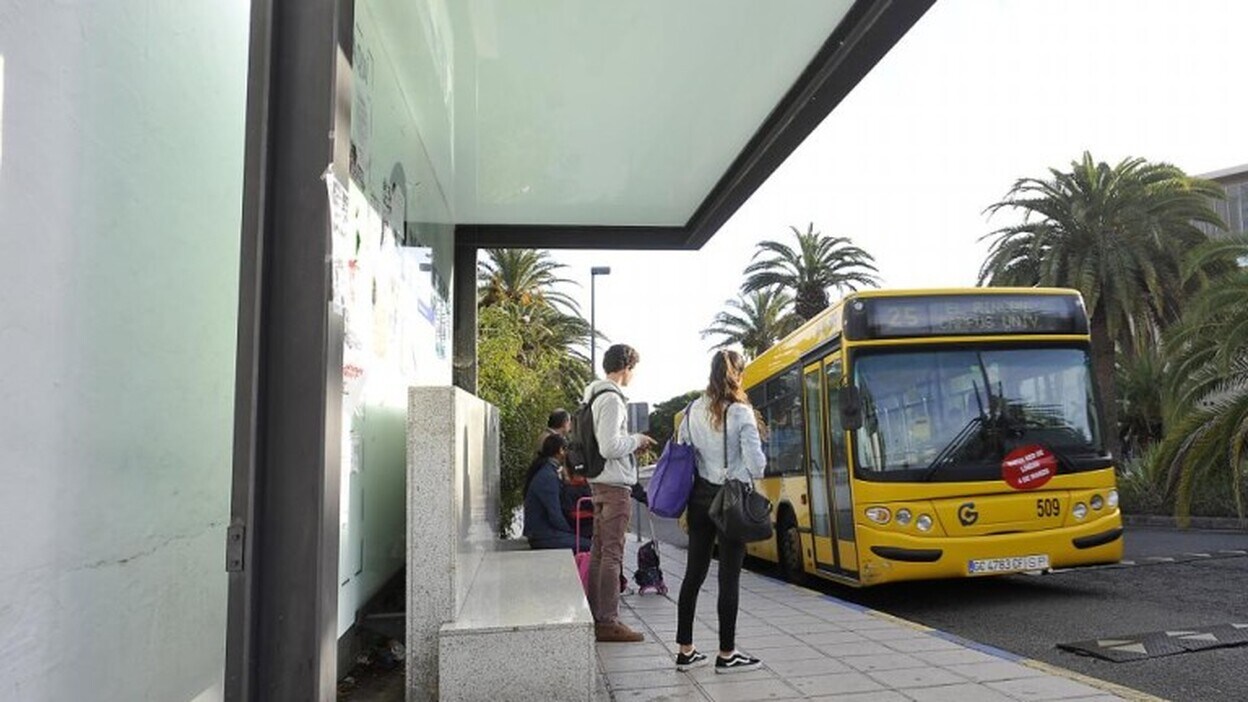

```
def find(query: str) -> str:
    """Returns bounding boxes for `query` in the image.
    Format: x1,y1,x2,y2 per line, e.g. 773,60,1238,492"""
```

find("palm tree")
743,224,880,321
477,248,598,376
1155,236,1248,521
702,288,802,358
478,249,580,314
1116,346,1166,458
979,152,1226,461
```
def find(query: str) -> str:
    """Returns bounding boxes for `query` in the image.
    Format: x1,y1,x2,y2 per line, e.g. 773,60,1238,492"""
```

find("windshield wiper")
921,415,985,482
1043,443,1077,474
920,374,994,482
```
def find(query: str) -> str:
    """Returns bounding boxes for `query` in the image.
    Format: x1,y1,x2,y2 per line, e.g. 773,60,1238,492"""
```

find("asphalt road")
632,516,1248,701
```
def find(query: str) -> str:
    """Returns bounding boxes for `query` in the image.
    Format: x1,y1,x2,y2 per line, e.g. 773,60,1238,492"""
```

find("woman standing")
675,350,768,673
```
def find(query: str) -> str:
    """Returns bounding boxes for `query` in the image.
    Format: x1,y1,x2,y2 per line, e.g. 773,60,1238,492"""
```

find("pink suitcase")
574,496,592,592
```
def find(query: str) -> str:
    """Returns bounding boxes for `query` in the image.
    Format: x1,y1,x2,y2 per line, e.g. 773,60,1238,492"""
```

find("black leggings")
677,478,746,653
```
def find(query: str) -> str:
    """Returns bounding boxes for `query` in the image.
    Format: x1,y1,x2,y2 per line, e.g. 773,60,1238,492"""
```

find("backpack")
567,387,625,478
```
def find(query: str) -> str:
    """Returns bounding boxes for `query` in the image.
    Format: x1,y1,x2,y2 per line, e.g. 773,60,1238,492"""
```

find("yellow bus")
741,288,1122,586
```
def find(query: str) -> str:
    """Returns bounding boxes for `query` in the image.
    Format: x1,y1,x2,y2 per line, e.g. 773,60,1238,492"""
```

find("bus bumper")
855,512,1124,585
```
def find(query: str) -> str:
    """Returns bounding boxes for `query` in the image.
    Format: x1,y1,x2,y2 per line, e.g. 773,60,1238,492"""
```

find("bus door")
823,356,857,574
803,357,855,576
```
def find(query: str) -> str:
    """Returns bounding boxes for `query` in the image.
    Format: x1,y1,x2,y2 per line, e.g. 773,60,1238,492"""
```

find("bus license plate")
967,554,1050,575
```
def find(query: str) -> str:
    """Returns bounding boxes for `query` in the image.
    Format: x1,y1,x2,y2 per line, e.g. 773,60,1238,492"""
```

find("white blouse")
680,394,767,485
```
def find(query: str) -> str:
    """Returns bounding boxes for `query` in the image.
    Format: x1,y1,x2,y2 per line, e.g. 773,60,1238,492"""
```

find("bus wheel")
778,523,806,584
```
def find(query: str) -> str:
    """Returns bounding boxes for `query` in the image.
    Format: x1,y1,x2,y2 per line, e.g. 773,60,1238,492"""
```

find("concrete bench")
438,550,594,701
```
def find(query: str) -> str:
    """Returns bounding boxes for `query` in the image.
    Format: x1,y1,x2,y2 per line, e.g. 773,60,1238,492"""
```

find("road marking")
1025,549,1244,577
1062,624,1248,663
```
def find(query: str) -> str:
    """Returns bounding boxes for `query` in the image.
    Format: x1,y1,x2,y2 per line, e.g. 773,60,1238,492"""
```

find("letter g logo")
957,502,979,527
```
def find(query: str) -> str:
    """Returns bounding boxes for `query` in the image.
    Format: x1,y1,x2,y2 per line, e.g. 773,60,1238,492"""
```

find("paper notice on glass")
326,173,351,314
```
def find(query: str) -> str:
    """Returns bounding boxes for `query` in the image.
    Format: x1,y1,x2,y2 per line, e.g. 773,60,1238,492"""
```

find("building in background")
1198,163,1248,237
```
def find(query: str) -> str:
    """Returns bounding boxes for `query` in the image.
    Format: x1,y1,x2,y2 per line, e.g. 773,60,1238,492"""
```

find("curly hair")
603,344,640,374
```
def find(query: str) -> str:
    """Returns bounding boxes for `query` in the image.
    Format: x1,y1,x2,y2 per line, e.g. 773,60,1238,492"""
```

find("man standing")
585,344,655,642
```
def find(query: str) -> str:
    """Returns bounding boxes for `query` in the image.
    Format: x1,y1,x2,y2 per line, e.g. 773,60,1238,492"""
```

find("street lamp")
590,266,611,375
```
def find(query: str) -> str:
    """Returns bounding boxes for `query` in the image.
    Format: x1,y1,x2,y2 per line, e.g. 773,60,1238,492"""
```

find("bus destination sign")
849,294,1086,340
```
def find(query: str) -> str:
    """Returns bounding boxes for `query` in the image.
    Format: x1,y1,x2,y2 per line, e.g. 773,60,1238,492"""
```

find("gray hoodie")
583,378,644,487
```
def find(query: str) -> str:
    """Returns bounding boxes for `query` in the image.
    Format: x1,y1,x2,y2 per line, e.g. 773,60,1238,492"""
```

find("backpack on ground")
567,387,624,478
633,512,667,595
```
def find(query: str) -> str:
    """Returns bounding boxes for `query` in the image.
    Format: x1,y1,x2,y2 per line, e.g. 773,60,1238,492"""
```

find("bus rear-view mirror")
840,384,863,432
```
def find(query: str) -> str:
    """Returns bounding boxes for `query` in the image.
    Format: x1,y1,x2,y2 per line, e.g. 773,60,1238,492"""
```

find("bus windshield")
852,346,1108,481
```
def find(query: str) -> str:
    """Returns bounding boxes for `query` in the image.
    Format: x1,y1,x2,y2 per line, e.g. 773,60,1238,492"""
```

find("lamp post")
590,266,611,375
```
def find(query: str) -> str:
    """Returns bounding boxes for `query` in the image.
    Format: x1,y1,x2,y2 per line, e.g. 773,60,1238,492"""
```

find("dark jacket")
523,459,577,544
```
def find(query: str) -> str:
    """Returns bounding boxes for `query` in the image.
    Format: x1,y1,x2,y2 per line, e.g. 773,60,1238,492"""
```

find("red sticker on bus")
1002,444,1057,490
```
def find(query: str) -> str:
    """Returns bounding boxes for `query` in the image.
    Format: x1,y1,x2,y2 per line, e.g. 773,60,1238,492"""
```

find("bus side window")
747,387,765,411
761,370,805,476
763,402,782,477
763,398,795,477
748,386,774,475
779,397,805,475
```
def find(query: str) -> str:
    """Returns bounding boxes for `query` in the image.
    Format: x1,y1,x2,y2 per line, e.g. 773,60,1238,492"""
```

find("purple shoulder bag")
646,401,698,518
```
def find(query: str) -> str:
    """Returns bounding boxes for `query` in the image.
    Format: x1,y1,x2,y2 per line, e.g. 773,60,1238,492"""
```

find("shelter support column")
453,244,477,394
225,0,351,700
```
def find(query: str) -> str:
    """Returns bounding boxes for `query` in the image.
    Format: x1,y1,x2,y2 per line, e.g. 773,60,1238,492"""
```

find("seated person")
524,435,591,551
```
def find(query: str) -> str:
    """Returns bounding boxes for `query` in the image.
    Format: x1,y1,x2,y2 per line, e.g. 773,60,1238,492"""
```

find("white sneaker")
715,652,762,674
675,650,709,671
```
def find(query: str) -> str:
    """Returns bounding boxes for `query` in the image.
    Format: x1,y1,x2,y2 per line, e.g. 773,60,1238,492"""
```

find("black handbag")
708,406,773,543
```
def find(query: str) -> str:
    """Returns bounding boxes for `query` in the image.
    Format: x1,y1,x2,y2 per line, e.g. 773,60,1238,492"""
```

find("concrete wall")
0,2,249,701
406,387,500,700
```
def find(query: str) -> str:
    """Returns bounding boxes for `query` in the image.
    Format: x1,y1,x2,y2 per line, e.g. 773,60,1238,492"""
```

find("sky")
547,0,1247,408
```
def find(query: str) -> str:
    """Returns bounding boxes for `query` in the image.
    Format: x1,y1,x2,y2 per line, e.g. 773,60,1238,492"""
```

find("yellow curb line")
779,567,1166,701
860,608,934,632
848,605,1167,701
1015,658,1168,701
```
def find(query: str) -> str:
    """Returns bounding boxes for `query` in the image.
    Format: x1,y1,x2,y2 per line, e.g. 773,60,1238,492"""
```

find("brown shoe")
595,621,644,642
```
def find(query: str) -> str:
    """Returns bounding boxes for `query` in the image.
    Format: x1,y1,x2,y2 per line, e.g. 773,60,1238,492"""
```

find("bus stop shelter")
227,1,933,699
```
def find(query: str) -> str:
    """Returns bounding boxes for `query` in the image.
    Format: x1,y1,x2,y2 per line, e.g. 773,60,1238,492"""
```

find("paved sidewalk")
594,541,1154,702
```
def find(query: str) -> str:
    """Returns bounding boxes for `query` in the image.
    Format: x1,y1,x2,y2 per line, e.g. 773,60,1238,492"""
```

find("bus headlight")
895,508,913,526
1107,489,1119,508
916,514,933,532
1090,494,1104,510
1072,502,1088,520
865,507,891,525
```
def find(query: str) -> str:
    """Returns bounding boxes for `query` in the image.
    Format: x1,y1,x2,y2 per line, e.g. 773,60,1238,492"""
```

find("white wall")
0,2,249,700
335,0,457,637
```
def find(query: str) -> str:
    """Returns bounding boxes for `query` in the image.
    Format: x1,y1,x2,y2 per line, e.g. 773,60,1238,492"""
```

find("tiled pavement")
593,541,1153,702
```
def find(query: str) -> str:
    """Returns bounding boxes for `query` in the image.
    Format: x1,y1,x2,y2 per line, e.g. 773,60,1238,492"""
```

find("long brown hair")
706,350,750,431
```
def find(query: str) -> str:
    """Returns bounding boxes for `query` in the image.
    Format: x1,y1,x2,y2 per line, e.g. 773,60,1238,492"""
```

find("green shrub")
477,305,583,536
1118,444,1168,515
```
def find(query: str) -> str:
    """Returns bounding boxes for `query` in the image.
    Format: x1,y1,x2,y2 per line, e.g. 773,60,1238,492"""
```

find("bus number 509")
1036,498,1061,517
